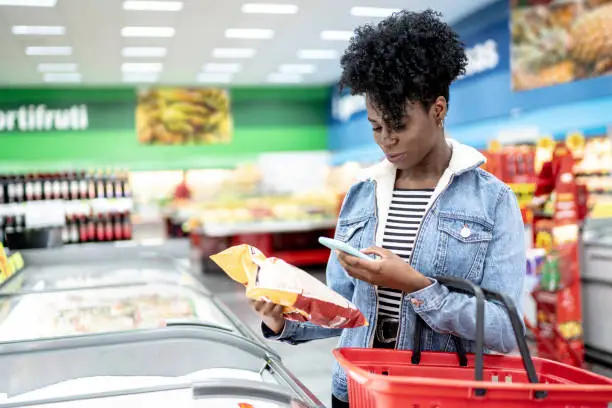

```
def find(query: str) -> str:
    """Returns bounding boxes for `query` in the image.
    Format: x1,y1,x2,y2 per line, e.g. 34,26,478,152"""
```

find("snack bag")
210,244,367,329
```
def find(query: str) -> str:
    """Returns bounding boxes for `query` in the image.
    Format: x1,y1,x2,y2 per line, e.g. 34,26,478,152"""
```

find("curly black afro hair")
339,9,467,130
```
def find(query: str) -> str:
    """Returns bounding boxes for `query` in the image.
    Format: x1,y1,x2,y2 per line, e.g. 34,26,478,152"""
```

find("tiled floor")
198,266,337,407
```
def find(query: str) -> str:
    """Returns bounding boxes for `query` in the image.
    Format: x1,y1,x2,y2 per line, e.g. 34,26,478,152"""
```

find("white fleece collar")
359,139,486,247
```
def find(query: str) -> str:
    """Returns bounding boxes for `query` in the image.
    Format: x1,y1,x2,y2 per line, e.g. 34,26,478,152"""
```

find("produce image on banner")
511,0,612,91
136,87,232,145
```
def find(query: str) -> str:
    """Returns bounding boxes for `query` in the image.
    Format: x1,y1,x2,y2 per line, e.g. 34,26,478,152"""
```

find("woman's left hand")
336,246,432,292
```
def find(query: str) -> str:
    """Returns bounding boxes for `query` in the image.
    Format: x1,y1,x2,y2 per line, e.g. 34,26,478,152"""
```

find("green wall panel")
0,86,331,171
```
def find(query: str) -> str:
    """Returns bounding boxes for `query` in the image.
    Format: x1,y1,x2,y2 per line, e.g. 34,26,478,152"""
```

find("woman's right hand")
249,299,286,335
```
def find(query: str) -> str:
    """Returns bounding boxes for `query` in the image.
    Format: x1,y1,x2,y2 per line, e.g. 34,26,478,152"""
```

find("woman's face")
367,96,445,170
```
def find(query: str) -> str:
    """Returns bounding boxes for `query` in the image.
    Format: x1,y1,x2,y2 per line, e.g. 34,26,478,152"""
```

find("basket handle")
411,277,485,384
412,276,546,399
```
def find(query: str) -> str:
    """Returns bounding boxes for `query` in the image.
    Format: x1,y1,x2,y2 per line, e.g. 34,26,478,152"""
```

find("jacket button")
410,298,424,307
460,226,471,238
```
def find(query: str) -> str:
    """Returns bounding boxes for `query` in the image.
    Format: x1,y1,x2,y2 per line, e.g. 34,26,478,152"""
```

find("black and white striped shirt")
378,189,434,319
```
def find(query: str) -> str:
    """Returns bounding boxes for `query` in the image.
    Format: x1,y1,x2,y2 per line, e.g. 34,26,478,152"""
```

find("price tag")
8,253,24,272
25,200,65,228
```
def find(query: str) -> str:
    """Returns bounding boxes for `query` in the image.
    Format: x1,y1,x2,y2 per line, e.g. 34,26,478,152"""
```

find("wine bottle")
25,174,34,202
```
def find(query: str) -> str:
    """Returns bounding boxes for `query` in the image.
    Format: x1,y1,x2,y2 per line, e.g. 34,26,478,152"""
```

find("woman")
251,9,526,407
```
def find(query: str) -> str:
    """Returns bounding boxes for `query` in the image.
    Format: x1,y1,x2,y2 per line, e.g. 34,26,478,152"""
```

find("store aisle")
197,267,337,407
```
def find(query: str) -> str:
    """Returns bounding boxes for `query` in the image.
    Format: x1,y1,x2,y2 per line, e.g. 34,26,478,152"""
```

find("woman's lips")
386,153,406,163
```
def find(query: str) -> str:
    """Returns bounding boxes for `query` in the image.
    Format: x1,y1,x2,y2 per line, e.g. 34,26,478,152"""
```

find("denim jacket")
263,139,526,402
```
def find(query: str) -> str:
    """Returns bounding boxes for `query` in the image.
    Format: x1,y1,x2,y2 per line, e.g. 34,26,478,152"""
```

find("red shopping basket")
334,277,612,408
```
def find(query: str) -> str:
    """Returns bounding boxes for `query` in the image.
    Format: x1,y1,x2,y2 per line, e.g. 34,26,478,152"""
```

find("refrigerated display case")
0,324,321,407
0,244,241,341
581,217,612,367
0,242,323,407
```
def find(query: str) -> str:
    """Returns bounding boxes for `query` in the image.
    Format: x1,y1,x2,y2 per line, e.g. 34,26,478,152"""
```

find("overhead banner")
136,87,233,145
511,0,612,91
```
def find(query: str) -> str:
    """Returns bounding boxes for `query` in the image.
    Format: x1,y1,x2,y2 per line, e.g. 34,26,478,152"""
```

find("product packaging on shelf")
210,244,367,329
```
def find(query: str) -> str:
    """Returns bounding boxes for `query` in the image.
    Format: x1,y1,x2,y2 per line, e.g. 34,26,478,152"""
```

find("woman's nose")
380,130,398,147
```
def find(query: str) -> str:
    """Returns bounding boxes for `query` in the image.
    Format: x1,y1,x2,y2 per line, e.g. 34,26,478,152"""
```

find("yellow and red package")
210,244,367,329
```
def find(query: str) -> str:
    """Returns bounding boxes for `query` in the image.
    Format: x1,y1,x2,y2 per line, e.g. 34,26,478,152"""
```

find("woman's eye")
372,126,382,132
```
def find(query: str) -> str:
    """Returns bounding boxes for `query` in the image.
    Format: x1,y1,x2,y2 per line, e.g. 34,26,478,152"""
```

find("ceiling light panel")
241,3,298,14
121,62,164,73
225,28,274,39
350,6,400,17
197,73,232,83
267,72,302,83
12,25,65,35
278,64,316,74
37,63,78,72
320,30,352,41
297,49,338,60
43,73,82,83
212,48,256,58
123,72,159,83
123,1,183,11
203,63,241,73
121,26,175,37
122,47,167,57
0,0,56,6
26,46,72,56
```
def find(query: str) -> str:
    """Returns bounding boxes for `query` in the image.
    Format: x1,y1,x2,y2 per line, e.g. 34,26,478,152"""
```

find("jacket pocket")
433,211,494,282
334,217,369,249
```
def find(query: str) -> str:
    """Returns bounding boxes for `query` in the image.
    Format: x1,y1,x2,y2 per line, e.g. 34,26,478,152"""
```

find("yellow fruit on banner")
571,4,612,64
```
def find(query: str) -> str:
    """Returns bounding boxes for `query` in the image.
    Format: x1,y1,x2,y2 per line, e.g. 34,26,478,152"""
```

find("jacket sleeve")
408,186,526,353
262,209,356,344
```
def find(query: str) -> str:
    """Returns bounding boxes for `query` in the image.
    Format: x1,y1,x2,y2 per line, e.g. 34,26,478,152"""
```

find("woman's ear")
431,96,447,126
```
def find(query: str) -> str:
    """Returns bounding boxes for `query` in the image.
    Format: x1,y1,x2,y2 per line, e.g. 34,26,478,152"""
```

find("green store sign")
0,104,89,132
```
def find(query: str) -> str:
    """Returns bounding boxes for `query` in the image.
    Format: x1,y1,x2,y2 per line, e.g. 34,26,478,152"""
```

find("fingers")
250,299,283,317
361,246,387,257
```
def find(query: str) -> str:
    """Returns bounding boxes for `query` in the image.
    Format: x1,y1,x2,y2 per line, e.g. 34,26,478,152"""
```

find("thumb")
361,246,387,258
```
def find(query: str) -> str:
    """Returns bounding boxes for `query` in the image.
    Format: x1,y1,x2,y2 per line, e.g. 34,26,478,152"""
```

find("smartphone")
318,237,372,261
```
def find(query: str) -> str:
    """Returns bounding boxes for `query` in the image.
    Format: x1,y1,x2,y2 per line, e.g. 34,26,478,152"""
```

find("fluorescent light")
0,0,56,6
267,73,302,83
43,73,81,83
121,62,164,73
321,30,352,41
225,28,274,39
212,48,256,58
123,72,159,83
26,46,72,56
350,6,400,17
197,73,232,83
203,63,241,73
121,26,175,37
297,49,338,60
37,63,78,72
12,25,65,35
123,1,183,11
278,64,316,74
241,3,298,14
122,47,167,57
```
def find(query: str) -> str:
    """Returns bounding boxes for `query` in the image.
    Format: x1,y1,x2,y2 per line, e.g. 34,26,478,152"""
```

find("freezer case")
581,217,612,365
0,244,240,342
0,323,322,408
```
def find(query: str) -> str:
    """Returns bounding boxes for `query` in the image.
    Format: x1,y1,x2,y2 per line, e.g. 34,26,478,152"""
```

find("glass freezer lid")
2,384,307,408
2,372,301,408
0,324,320,407
0,256,200,294
0,283,235,341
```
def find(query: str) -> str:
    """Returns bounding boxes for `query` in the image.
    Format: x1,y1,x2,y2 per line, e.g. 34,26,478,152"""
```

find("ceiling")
0,0,497,86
